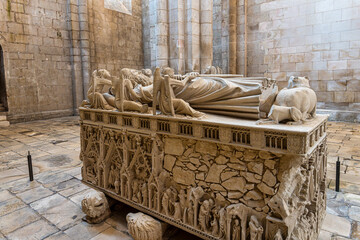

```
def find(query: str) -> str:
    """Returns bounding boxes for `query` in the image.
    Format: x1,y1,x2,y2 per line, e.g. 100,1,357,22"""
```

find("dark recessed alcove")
0,45,7,111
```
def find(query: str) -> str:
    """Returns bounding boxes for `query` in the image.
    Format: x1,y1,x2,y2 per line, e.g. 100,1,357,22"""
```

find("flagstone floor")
0,117,359,240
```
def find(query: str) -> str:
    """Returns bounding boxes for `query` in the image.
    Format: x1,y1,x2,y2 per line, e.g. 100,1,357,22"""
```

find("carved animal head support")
287,76,310,89
126,212,162,240
81,191,109,218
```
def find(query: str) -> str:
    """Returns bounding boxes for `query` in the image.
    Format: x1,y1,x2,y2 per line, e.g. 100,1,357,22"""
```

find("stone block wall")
0,0,143,122
0,0,74,122
236,0,360,117
88,0,143,75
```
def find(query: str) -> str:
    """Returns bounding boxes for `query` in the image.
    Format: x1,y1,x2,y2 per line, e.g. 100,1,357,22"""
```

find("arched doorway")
0,45,7,112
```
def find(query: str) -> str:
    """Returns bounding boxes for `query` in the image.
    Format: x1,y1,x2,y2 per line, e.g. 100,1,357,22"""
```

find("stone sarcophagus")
79,108,327,240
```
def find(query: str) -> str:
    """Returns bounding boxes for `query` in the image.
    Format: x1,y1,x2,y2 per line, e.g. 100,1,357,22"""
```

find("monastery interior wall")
0,0,143,122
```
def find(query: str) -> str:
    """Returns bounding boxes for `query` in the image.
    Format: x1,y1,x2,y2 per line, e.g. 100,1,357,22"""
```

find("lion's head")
81,191,109,218
126,212,162,240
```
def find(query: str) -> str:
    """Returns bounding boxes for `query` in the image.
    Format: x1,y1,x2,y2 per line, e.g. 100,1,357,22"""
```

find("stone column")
67,0,84,111
200,0,213,73
168,0,186,74
149,0,169,68
228,0,237,74
185,0,200,72
77,0,90,99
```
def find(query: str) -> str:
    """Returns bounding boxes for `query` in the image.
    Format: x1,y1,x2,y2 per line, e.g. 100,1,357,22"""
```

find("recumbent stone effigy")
79,67,327,240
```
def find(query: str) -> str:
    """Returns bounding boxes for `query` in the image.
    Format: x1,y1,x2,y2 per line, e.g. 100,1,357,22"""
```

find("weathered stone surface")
190,157,201,166
344,193,360,207
7,219,58,240
244,150,257,161
30,194,84,230
259,151,273,159
210,184,226,192
215,155,228,164
183,147,193,157
164,155,176,171
349,206,360,222
196,172,205,180
263,170,277,187
205,164,227,183
222,177,246,192
247,162,263,175
264,159,276,169
244,199,265,208
164,138,184,156
0,207,40,234
244,190,263,201
242,172,261,183
186,163,197,171
173,167,195,185
220,171,238,182
195,141,217,156
235,151,243,158
0,190,14,202
0,197,26,216
227,163,246,170
322,213,351,237
64,221,111,240
198,165,208,172
257,182,276,195
228,192,244,199
17,186,54,204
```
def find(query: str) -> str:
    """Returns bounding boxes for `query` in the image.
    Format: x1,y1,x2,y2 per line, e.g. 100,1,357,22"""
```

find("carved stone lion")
126,212,163,240
81,190,111,224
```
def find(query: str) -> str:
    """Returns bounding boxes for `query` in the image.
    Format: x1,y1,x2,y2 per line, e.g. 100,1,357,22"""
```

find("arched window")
0,45,7,111
104,0,132,15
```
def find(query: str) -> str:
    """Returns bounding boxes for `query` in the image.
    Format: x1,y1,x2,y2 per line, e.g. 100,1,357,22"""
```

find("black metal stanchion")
335,156,340,192
27,151,34,181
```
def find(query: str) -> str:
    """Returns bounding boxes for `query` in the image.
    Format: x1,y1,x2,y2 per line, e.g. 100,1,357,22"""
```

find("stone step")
0,115,6,121
0,120,10,127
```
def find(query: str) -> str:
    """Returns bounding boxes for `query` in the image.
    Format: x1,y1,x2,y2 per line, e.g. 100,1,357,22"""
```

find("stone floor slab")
89,227,132,240
349,206,360,222
30,194,84,230
6,219,58,240
0,190,14,202
17,186,54,204
0,197,26,217
318,230,333,240
0,207,40,235
44,232,72,240
322,213,352,237
64,221,111,240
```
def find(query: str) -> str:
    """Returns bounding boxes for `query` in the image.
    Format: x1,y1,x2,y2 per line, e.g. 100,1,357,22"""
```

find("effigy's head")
141,69,152,77
97,69,112,79
161,67,175,77
81,191,109,218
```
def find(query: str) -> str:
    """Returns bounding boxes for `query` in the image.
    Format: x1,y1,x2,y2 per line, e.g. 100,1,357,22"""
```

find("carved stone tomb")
79,108,327,240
